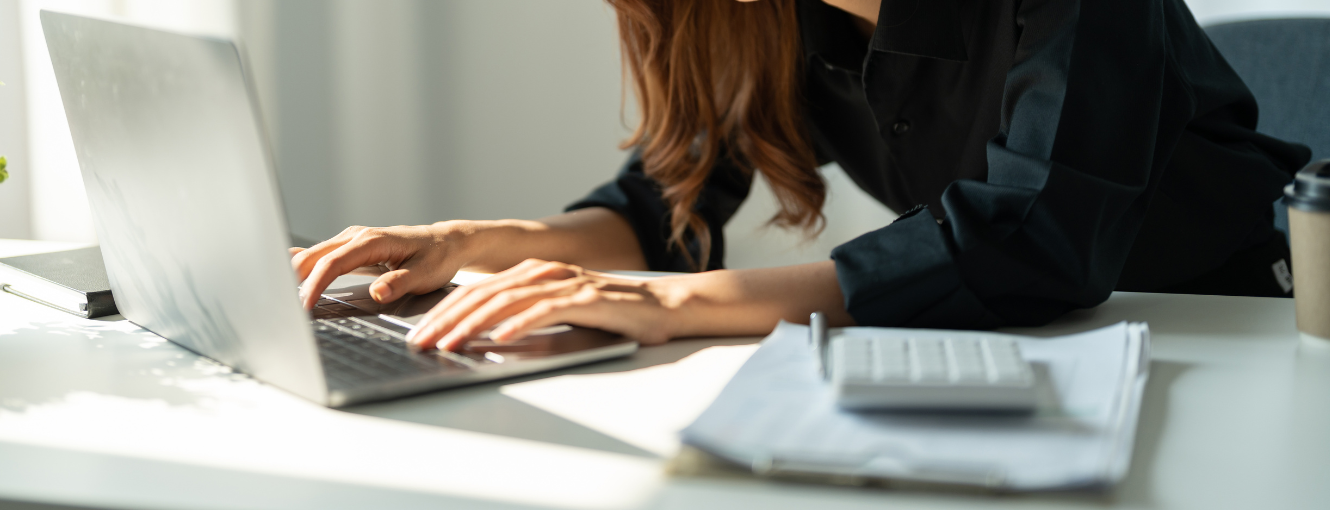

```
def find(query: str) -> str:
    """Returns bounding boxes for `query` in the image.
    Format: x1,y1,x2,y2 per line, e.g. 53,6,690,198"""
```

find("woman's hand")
291,222,481,309
291,214,852,349
409,259,681,351
291,209,652,310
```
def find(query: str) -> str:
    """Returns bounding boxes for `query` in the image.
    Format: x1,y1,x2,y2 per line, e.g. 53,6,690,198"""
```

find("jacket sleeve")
566,150,753,272
832,0,1194,328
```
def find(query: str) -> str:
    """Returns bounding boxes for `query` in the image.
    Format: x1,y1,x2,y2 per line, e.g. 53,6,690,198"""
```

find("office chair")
1205,18,1330,241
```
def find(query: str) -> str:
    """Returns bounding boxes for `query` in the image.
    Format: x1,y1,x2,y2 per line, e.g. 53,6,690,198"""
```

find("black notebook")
0,246,118,318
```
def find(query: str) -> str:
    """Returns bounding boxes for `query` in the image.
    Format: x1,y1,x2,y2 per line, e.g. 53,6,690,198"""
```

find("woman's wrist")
643,270,758,339
431,219,551,273
428,219,501,269
642,261,854,340
427,208,648,273
644,274,704,338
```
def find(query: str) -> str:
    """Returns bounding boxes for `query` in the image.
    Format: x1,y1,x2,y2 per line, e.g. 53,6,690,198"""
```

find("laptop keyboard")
312,299,488,390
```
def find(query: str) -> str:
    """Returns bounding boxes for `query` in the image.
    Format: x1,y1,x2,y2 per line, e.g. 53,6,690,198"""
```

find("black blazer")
568,0,1310,328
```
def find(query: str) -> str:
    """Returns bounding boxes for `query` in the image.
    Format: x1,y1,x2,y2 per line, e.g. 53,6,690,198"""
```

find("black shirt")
568,0,1310,328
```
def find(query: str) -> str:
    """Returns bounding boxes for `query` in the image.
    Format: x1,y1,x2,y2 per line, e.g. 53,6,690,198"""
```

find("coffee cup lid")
1285,159,1330,212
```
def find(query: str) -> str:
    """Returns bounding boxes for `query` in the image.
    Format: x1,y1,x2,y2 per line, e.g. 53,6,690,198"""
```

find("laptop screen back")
42,11,327,403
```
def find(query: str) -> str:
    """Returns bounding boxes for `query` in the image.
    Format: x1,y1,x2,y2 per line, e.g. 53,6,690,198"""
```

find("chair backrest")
1205,18,1330,161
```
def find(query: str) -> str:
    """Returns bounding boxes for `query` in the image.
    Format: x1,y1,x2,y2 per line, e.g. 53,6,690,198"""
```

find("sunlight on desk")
500,343,759,457
0,293,661,510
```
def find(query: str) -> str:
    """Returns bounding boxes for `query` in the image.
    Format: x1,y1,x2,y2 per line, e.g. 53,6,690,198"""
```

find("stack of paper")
681,321,1150,490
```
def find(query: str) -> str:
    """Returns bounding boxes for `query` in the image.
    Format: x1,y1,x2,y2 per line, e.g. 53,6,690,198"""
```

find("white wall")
9,0,235,243
237,0,631,241
0,0,31,240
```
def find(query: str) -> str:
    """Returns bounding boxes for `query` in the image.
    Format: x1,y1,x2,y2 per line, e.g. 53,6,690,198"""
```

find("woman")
293,0,1309,351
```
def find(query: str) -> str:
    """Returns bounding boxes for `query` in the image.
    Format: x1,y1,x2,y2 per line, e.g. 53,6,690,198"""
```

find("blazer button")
892,120,911,136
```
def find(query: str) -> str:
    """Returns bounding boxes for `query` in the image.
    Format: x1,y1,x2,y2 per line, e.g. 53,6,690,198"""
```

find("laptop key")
313,320,464,380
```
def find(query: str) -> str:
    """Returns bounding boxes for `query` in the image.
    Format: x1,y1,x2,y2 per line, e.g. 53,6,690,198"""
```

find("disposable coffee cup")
1285,160,1330,343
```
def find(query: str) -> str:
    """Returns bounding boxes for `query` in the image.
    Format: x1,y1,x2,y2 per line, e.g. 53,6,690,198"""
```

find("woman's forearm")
452,209,856,339
652,260,857,337
457,207,649,273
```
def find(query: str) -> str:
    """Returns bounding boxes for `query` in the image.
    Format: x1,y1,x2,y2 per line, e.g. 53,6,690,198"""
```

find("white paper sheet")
681,321,1150,490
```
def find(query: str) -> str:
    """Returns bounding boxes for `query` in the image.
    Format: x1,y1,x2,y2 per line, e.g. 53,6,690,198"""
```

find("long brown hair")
608,0,823,270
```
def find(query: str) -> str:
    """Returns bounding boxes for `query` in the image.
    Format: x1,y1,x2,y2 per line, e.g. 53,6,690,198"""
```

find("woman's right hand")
290,221,480,309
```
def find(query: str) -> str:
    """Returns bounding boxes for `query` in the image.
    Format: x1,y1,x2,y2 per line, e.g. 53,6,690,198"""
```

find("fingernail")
436,334,453,349
371,283,392,302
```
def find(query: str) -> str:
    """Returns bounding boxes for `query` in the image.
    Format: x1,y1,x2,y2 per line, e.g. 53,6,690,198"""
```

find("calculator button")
842,338,870,355
910,338,950,384
841,357,871,377
945,339,983,383
913,368,948,384
875,364,911,382
836,340,873,381
952,363,987,383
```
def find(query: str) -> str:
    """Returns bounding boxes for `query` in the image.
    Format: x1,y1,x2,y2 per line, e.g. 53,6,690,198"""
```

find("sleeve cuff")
565,172,698,273
831,210,1000,328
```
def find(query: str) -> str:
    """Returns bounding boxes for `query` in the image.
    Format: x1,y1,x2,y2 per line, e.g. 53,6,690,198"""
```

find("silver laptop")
41,11,638,407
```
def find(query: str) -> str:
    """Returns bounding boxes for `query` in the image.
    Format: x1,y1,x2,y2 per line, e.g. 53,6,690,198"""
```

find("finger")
371,268,411,303
300,237,393,309
371,256,455,303
289,247,306,257
430,259,558,311
291,226,364,281
478,289,610,347
411,260,579,346
427,280,584,350
409,271,576,351
489,286,670,346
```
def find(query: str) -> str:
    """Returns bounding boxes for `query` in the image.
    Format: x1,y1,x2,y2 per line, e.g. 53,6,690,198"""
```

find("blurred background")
1,0,1328,269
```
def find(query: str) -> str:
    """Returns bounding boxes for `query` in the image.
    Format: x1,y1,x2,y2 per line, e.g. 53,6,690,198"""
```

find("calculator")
828,334,1037,411
810,314,1038,411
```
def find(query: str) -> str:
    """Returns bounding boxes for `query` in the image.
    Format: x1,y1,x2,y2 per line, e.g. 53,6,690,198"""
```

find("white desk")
1,239,1327,510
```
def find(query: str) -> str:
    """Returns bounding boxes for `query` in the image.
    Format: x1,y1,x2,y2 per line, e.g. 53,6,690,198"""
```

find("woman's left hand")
407,259,680,352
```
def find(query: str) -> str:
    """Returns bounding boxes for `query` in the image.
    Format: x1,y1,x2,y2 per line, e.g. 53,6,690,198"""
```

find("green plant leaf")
0,156,8,184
